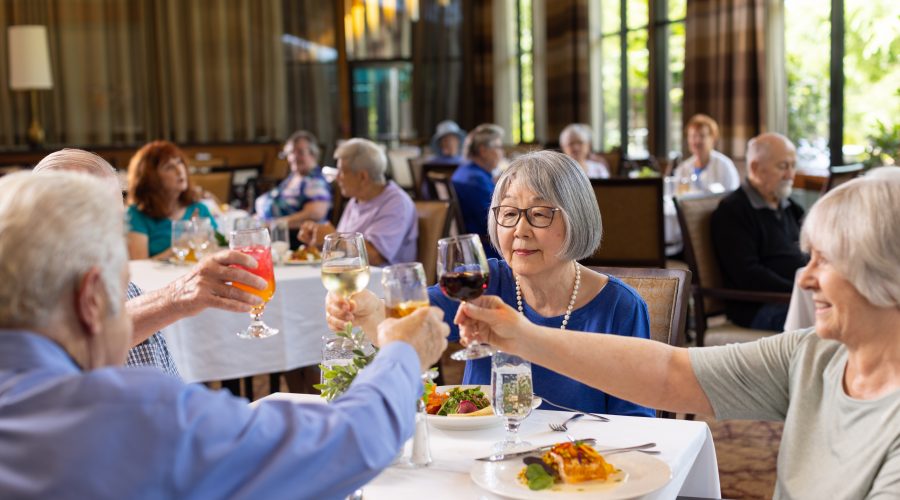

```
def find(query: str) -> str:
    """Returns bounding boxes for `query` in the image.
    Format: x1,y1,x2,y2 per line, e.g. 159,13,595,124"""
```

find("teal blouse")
127,202,217,257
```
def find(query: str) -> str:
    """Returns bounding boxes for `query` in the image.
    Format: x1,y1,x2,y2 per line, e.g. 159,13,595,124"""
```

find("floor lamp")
8,25,53,148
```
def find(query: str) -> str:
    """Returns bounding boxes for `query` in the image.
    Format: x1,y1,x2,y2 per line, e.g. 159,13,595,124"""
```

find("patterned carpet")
699,415,782,499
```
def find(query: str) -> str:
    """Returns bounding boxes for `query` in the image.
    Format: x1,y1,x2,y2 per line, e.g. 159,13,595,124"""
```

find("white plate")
471,450,672,499
426,385,543,431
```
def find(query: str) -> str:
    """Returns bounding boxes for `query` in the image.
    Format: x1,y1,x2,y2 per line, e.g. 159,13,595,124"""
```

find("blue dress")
127,202,218,257
428,258,655,417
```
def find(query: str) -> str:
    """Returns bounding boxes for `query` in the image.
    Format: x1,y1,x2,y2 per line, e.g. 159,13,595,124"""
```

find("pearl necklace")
515,262,581,330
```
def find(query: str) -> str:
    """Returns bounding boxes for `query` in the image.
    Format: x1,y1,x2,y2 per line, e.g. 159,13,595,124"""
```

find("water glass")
491,351,533,452
171,220,193,262
269,219,290,264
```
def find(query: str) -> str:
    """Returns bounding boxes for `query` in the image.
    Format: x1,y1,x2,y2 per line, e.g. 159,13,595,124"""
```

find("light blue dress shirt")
0,331,420,499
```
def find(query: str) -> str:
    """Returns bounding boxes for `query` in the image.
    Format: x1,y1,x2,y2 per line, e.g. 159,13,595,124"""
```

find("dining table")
255,392,721,499
129,259,383,383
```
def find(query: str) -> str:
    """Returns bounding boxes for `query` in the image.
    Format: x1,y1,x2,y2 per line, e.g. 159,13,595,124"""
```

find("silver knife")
474,439,598,462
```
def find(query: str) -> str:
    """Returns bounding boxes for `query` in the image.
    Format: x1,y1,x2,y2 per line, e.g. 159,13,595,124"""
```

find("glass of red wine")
437,234,494,360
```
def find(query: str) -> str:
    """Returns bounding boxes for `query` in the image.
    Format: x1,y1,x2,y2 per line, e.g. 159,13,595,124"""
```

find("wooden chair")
824,163,864,192
424,171,466,236
329,180,346,227
590,266,690,419
419,161,461,200
581,178,665,268
414,200,451,285
674,194,790,347
386,146,420,193
189,171,233,203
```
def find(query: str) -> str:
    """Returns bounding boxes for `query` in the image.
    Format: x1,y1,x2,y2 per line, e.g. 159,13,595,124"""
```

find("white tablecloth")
129,260,383,383
257,393,721,499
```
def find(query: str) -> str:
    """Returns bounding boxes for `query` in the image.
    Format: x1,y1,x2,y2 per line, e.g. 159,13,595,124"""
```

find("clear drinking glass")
229,227,279,339
383,262,434,468
269,220,290,264
437,234,493,360
491,351,534,452
320,232,370,304
189,218,215,260
171,220,193,263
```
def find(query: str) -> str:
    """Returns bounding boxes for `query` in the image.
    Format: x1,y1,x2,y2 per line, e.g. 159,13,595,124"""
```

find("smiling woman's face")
799,247,872,343
496,179,567,278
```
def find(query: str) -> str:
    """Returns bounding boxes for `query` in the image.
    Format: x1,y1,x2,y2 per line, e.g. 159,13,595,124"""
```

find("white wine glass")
382,262,434,468
230,227,279,339
171,220,193,263
321,232,370,301
491,351,533,452
437,234,493,360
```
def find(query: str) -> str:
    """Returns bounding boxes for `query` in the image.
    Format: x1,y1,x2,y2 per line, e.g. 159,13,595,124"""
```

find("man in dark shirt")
711,133,809,331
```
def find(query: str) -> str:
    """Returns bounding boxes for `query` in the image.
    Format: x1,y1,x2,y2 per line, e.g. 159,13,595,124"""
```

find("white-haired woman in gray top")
327,150,655,416
456,167,900,498
560,123,610,179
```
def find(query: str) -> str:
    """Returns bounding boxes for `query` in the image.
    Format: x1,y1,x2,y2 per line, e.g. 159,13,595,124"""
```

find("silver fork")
538,396,611,422
549,413,584,432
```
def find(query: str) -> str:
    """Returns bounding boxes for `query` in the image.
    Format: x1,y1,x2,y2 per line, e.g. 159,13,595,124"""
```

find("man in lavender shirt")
300,138,418,265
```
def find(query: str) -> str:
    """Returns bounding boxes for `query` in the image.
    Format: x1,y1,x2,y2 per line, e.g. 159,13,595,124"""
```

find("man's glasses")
492,206,560,228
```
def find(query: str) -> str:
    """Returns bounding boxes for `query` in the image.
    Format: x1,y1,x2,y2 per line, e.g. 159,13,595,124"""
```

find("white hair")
34,148,117,176
334,138,387,184
464,123,504,159
488,150,602,261
0,172,127,329
559,123,592,146
801,167,900,308
746,132,795,166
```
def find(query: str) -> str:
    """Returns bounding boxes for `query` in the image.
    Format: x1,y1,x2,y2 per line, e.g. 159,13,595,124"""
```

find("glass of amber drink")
382,262,430,319
230,227,279,339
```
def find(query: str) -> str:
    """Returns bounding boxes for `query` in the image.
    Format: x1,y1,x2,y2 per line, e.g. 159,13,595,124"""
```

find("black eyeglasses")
492,206,560,228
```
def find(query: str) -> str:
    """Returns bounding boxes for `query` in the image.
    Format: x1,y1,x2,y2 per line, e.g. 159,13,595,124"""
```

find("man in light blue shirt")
0,171,449,499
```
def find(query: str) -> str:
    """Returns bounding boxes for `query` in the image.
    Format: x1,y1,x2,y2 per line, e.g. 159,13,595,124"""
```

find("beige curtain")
1,0,286,148
683,0,767,166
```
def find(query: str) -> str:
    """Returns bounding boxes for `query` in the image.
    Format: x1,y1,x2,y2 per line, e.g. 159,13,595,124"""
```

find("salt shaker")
408,399,432,467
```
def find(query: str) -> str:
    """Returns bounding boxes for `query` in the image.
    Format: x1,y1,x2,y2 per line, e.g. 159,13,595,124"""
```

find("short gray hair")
285,130,321,161
34,148,117,176
0,172,127,330
464,123,504,159
559,123,592,146
334,138,387,184
801,167,900,308
746,132,795,166
488,150,602,261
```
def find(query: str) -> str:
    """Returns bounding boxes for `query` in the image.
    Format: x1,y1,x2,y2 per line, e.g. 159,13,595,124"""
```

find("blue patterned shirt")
125,282,180,379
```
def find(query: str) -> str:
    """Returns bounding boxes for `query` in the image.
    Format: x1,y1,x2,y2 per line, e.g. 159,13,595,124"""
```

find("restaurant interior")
1,1,898,499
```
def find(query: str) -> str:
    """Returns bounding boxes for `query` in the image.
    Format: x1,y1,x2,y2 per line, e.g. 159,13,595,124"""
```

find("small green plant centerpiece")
314,322,376,401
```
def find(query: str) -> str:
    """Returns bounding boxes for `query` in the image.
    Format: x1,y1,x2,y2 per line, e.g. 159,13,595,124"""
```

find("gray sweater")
690,329,900,499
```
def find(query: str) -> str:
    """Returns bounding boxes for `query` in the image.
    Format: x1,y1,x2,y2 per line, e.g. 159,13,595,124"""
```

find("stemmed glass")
171,220,193,263
321,232,370,302
491,351,534,452
269,220,290,265
230,227,279,339
437,234,493,360
382,262,434,467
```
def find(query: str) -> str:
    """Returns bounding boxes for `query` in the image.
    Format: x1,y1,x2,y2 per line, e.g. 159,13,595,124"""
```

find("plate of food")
425,385,542,431
471,440,671,499
285,245,322,265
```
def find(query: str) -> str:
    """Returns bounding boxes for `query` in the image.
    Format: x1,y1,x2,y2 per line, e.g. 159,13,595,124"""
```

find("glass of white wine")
321,231,370,310
491,351,534,452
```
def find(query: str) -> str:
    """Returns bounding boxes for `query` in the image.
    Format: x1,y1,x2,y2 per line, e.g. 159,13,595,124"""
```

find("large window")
786,0,900,168
591,0,684,160
513,0,536,144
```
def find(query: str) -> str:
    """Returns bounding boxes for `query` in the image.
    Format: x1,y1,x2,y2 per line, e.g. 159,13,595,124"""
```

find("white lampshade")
8,25,53,90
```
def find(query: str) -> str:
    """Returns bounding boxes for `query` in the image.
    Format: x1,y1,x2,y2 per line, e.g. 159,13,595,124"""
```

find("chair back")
673,193,727,315
582,178,665,268
425,171,466,236
589,266,690,348
329,180,346,227
825,163,864,192
189,172,233,203
414,200,451,284
590,265,690,419
420,161,461,199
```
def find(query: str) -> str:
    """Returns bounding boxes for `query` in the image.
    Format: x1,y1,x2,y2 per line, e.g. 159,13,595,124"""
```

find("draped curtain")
683,0,767,166
0,0,303,148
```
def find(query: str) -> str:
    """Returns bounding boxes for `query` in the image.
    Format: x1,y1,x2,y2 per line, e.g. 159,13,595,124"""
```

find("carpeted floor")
699,415,782,499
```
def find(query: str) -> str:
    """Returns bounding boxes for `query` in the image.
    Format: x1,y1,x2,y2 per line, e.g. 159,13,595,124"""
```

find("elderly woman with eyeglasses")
327,151,654,417
455,167,900,498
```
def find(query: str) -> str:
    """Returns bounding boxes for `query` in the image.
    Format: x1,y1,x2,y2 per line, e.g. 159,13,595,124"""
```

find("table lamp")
8,25,53,148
